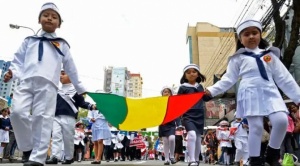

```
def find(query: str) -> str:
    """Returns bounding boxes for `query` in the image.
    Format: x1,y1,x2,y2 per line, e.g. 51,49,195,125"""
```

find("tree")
272,0,300,69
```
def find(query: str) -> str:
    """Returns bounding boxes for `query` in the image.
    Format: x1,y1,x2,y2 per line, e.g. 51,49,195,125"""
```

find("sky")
0,0,268,97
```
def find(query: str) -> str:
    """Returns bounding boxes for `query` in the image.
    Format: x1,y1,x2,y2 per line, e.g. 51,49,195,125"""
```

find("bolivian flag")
88,92,204,130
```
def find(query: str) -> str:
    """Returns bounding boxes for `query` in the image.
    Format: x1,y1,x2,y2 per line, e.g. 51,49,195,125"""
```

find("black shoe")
22,150,32,163
164,161,170,165
45,156,58,164
23,160,44,166
170,158,177,164
62,159,74,164
91,160,101,164
249,157,263,166
265,146,281,166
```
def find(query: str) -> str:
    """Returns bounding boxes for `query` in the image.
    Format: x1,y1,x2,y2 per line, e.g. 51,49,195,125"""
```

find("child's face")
60,71,71,84
39,9,60,33
1,109,8,116
184,68,199,84
162,88,172,96
240,26,261,49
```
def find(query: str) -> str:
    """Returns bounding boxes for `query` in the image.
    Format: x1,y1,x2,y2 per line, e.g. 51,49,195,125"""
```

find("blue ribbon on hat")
243,50,271,81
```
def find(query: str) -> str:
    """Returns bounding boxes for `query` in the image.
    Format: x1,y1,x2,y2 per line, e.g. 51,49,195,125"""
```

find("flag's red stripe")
162,92,204,124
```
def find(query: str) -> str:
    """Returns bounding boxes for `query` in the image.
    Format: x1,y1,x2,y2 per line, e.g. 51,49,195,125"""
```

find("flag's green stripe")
88,93,128,128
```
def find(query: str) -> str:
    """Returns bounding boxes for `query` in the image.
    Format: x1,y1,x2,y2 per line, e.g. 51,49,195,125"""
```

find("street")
0,160,213,166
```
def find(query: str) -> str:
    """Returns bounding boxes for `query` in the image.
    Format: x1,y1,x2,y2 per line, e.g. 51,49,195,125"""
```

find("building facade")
103,66,113,93
186,22,237,87
0,60,18,98
110,67,130,96
127,73,143,98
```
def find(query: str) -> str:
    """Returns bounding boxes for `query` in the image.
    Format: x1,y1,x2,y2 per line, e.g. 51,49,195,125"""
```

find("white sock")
0,147,4,156
78,153,82,161
169,135,175,159
163,137,170,161
187,131,196,162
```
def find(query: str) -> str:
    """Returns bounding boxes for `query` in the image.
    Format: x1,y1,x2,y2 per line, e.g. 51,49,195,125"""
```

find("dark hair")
236,27,269,51
161,88,173,95
180,70,206,84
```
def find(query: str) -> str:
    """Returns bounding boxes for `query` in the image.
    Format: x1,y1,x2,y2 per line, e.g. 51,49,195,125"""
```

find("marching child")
74,122,86,162
231,116,249,166
88,109,111,164
178,64,211,166
46,70,96,164
205,19,300,166
3,2,86,166
158,86,182,165
0,108,12,160
216,120,234,166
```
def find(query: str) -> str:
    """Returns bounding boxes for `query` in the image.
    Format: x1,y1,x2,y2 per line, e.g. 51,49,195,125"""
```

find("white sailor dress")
207,47,300,118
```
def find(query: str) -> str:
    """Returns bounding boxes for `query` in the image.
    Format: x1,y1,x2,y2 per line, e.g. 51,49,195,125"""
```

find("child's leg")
266,112,288,165
268,112,288,149
49,117,63,159
61,116,76,161
97,140,104,161
234,139,242,163
168,135,175,159
0,143,6,156
247,116,264,165
11,78,57,164
247,116,264,156
94,141,99,161
162,137,170,161
10,81,34,152
194,134,201,162
187,130,196,162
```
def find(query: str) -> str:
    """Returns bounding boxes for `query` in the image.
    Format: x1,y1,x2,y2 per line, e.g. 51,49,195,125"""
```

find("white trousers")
51,115,76,160
234,136,249,164
10,77,57,163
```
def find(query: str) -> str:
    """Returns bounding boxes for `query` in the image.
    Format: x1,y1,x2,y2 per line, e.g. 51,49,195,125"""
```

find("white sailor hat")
236,19,262,37
161,86,174,95
183,64,200,73
39,2,62,26
219,120,229,126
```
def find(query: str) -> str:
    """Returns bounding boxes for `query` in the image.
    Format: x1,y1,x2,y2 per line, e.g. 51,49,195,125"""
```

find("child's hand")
91,118,96,122
205,89,212,97
92,105,97,110
3,70,12,83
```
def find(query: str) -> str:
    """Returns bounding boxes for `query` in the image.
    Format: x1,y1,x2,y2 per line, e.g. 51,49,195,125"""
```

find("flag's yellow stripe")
119,96,169,130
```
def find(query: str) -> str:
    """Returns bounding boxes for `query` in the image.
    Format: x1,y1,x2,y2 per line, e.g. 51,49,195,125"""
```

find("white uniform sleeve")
271,54,300,104
9,38,29,81
87,110,93,121
206,56,240,97
62,43,86,94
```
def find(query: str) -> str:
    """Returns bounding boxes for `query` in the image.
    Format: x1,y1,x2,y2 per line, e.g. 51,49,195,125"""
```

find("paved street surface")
0,160,212,166
2,160,300,166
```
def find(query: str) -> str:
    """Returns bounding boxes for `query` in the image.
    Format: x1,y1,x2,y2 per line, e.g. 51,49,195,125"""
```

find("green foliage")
77,108,88,121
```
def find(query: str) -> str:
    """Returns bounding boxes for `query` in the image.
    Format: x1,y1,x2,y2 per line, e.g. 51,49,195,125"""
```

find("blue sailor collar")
25,31,70,48
229,46,281,61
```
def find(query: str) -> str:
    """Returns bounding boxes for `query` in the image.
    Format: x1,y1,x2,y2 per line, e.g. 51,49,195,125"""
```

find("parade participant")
158,86,182,165
178,64,211,166
231,116,249,166
87,109,111,164
205,19,300,166
46,70,96,165
216,120,234,166
74,122,86,162
0,108,12,160
3,2,86,166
